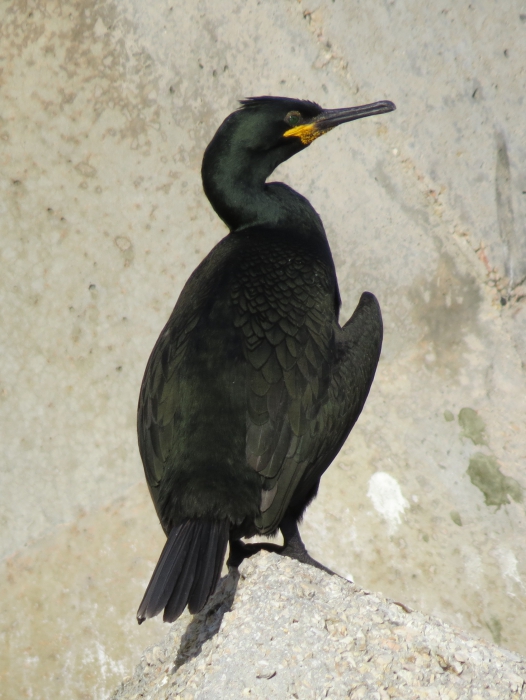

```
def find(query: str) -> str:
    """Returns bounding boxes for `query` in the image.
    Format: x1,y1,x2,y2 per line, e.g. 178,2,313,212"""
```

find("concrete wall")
1,0,525,697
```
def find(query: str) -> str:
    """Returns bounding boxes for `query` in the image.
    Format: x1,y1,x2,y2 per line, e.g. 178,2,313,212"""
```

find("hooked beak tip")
316,100,396,130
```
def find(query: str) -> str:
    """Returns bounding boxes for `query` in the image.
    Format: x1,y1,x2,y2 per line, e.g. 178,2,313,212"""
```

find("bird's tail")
137,519,230,624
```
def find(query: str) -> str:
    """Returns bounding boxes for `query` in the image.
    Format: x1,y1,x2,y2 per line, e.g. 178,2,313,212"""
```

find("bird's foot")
279,516,335,576
280,538,335,575
227,539,283,568
228,518,336,576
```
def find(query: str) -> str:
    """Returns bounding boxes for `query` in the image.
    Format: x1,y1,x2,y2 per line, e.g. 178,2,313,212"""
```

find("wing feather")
240,274,383,534
138,229,382,540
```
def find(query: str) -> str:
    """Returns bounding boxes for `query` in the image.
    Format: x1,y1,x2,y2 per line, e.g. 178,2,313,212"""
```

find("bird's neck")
202,150,326,237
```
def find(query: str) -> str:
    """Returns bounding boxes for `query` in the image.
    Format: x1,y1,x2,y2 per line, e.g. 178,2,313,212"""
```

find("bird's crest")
239,96,322,113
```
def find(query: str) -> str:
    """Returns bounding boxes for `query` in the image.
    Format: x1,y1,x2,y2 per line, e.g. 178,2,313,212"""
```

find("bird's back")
138,222,343,535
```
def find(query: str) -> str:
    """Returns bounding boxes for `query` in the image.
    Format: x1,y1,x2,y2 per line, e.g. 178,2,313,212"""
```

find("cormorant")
136,96,395,624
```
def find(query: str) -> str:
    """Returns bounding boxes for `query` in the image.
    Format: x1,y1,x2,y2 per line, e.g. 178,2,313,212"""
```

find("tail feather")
136,520,193,622
188,520,228,614
163,545,199,622
137,519,229,625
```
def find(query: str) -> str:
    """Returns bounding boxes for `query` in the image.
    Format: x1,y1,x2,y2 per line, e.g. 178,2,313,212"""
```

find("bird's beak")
284,100,396,145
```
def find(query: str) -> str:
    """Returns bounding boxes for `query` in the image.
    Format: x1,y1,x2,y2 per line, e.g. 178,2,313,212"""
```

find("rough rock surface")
111,552,526,700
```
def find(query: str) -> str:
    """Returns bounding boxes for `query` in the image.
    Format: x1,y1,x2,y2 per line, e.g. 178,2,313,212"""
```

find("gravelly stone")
110,551,526,700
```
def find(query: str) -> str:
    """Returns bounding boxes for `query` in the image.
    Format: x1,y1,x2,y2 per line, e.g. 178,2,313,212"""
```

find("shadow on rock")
172,567,240,672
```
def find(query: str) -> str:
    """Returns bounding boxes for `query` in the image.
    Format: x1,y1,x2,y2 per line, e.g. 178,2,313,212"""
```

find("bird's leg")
227,517,335,576
227,538,283,568
279,515,335,575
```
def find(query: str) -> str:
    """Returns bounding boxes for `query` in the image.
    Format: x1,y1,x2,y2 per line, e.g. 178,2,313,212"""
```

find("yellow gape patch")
283,123,334,145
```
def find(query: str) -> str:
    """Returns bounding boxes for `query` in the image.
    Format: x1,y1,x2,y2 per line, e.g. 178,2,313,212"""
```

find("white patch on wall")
367,472,409,534
493,547,526,596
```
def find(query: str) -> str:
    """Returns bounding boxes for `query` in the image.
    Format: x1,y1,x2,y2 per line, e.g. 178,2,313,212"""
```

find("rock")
111,552,526,700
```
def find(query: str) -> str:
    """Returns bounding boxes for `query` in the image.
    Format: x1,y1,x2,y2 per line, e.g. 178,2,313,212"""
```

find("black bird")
136,96,395,624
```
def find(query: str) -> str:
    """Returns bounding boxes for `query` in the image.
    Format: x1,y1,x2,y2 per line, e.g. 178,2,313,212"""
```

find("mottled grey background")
1,1,525,698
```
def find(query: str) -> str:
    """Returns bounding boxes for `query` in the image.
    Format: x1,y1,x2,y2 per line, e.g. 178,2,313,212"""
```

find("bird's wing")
137,247,228,508
235,255,382,534
288,291,383,508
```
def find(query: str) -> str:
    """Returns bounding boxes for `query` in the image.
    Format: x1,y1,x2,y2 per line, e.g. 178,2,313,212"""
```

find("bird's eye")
285,111,302,127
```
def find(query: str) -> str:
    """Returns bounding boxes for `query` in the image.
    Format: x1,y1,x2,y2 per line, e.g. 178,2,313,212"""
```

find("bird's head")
206,96,395,166
202,95,395,229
